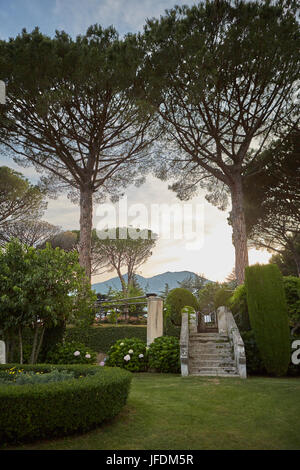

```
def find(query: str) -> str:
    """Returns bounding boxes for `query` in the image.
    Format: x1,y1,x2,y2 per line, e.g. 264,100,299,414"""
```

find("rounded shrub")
0,364,131,444
105,337,148,372
245,264,291,377
165,288,199,327
45,341,97,364
148,336,180,373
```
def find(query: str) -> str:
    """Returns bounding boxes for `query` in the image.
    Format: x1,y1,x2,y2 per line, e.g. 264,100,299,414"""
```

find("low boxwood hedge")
65,325,147,353
0,364,132,444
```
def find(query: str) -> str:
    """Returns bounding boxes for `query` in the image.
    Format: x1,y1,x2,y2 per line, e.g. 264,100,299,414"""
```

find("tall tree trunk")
18,326,23,365
79,185,93,282
117,268,129,322
230,175,249,285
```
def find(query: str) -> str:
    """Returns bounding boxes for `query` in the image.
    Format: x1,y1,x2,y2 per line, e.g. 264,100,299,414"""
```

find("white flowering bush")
45,341,97,364
105,338,148,372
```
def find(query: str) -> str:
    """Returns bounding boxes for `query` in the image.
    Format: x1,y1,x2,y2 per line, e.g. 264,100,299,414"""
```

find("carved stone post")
147,295,163,346
0,340,6,364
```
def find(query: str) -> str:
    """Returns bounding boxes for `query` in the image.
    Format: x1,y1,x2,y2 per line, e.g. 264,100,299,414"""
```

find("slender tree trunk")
79,185,93,282
117,268,129,322
35,325,45,363
294,255,300,277
230,175,249,285
18,326,23,365
30,325,39,364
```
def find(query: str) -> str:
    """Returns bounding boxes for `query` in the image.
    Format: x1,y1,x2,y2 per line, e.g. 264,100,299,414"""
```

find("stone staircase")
188,332,239,377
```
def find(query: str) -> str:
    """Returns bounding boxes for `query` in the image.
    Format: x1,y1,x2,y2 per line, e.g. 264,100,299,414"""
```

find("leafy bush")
229,276,300,332
245,264,290,377
240,330,265,375
45,341,97,364
214,287,233,309
105,337,148,372
228,284,251,331
147,336,180,373
282,276,300,327
65,325,147,353
165,288,199,327
0,364,132,444
241,331,300,377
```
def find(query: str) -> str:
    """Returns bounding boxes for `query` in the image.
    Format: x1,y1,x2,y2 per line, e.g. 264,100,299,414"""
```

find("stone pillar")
0,340,6,364
217,306,228,335
147,296,163,346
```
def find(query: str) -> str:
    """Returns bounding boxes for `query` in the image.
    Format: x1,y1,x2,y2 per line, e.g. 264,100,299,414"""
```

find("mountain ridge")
92,270,211,294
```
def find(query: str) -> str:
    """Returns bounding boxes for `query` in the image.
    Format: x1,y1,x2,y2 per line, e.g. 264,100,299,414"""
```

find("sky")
0,0,271,284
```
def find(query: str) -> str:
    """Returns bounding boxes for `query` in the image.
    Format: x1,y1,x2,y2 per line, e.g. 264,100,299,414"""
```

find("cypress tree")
245,264,290,376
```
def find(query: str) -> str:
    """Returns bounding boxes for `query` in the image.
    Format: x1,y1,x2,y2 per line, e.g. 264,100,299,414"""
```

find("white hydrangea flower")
139,354,144,358
85,353,91,359
124,354,131,362
120,342,124,346
128,349,133,354
74,351,80,356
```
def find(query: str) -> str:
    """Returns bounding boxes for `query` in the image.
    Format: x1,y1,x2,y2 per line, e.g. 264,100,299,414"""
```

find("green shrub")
65,325,147,353
240,330,266,375
282,276,300,327
214,287,233,310
148,336,180,373
165,288,198,327
245,264,290,377
241,331,300,377
0,364,131,444
228,284,251,331
45,341,97,364
105,337,148,372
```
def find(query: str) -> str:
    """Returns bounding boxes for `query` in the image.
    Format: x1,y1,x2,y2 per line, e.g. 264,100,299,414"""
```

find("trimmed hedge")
65,325,147,353
163,288,198,337
245,264,291,377
0,364,131,444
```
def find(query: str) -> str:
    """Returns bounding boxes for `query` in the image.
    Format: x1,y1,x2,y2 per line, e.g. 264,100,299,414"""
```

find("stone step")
189,361,236,368
189,346,232,353
189,372,239,377
189,366,237,374
189,353,233,360
189,338,230,344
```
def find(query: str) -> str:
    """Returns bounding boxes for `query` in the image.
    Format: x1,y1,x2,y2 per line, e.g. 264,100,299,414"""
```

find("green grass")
5,374,300,450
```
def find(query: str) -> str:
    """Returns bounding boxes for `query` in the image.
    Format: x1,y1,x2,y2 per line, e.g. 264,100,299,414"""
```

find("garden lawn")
5,373,300,450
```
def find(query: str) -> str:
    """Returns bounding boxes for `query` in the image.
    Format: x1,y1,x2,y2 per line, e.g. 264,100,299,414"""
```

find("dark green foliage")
214,287,233,310
147,336,180,373
45,341,97,365
282,276,300,327
165,288,198,327
0,364,132,444
39,323,66,361
229,284,251,331
241,331,300,377
65,325,147,353
240,331,266,375
245,264,290,376
105,338,148,372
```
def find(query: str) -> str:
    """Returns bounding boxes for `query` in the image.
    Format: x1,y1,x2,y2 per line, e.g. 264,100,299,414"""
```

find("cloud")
52,0,196,36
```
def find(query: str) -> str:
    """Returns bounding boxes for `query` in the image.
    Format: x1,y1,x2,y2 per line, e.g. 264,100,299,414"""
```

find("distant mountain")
92,271,211,295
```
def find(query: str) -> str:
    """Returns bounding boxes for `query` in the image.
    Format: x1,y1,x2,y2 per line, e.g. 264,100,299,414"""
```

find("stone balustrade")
217,306,247,378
